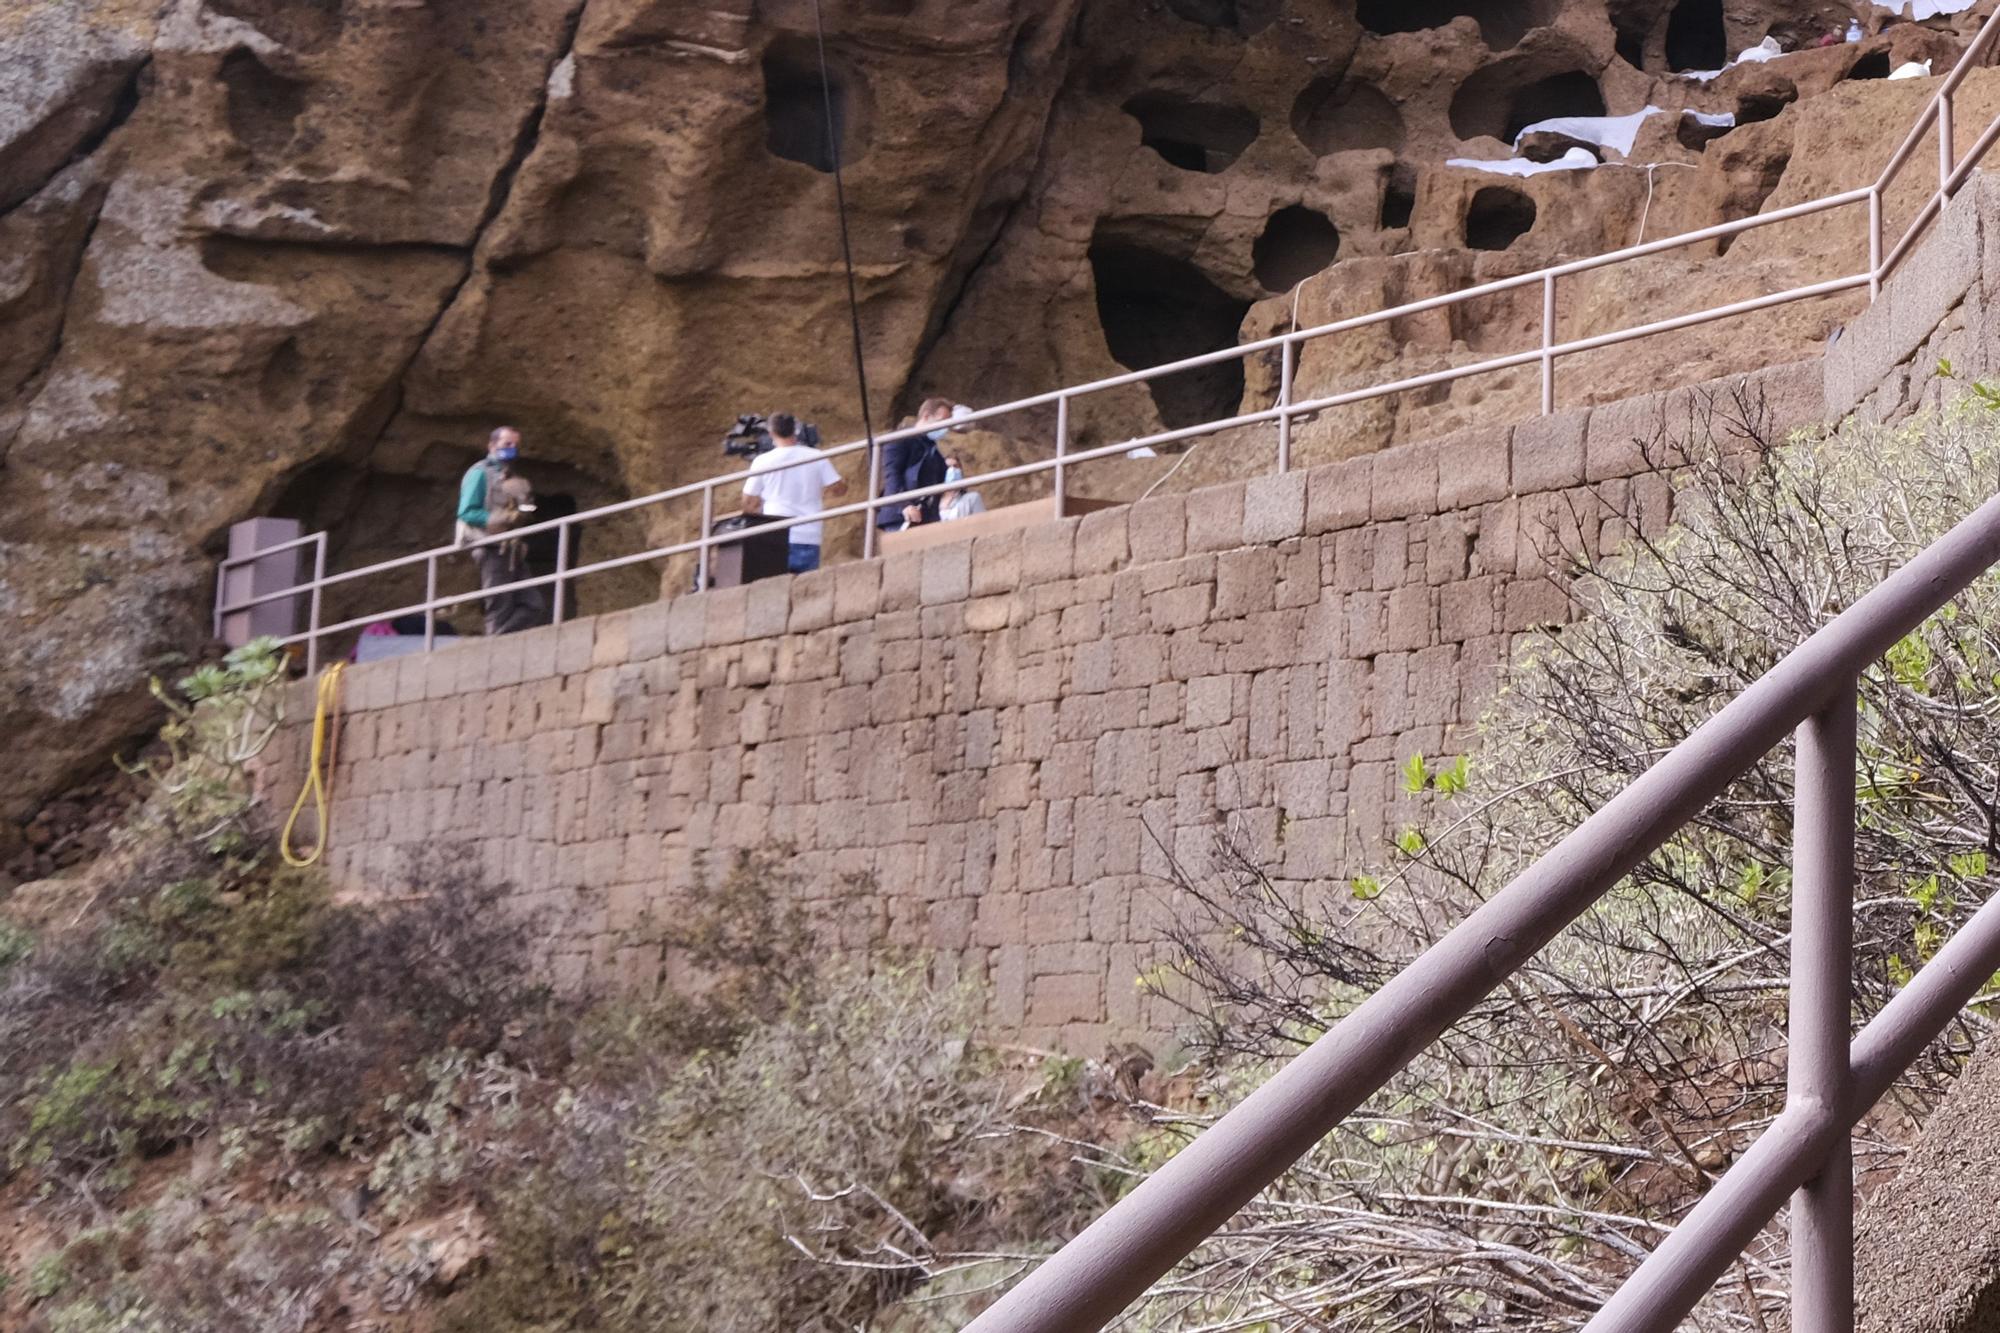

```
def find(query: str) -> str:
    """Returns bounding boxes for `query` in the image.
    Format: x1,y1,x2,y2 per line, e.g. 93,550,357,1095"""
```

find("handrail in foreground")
966,492,2000,1331
217,9,2000,673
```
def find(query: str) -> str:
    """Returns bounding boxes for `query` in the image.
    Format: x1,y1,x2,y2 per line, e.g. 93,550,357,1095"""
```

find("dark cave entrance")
1164,0,1282,35
1465,186,1537,250
1123,92,1261,173
763,37,867,172
1665,0,1729,73
1291,78,1407,156
1450,66,1607,144
1354,0,1561,52
1381,163,1417,228
1253,206,1342,292
1848,50,1891,80
1089,241,1252,429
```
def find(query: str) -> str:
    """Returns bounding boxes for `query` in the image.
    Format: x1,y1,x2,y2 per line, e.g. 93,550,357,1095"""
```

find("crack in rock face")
0,0,1992,850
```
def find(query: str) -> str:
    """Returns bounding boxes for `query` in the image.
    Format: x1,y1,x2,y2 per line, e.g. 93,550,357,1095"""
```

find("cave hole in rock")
1665,0,1728,72
1381,163,1417,228
1676,114,1732,151
222,48,308,159
1737,80,1797,124
1450,65,1607,144
763,36,869,172
1848,50,1891,80
1355,0,1561,51
1465,185,1537,249
1253,206,1341,292
1291,78,1406,156
1089,240,1251,428
1611,0,1652,68
1164,0,1282,36
1123,92,1261,172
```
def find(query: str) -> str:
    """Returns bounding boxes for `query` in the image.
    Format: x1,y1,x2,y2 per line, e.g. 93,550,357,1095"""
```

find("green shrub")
1152,389,2000,1331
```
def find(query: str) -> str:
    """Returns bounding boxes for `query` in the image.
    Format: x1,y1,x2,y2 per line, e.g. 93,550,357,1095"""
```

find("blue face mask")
493,445,518,462
944,466,964,484
926,428,945,444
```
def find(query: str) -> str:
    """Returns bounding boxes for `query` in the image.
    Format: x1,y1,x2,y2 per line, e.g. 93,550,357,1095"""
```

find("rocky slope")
0,0,1991,853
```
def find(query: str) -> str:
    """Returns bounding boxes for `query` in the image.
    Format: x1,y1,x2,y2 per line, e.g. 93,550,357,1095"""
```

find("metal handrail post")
424,554,438,652
697,485,714,592
1541,273,1557,415
552,521,571,626
1941,92,1956,193
1054,394,1070,512
1277,339,1295,472
305,533,327,675
863,439,880,559
1869,188,1884,298
1790,684,1857,1333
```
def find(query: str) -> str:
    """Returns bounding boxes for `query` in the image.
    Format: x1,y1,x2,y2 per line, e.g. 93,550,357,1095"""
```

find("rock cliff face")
0,0,1989,854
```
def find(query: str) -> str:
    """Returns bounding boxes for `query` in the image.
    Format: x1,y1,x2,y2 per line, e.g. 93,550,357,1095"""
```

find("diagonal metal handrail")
966,490,2000,1331
217,7,2000,672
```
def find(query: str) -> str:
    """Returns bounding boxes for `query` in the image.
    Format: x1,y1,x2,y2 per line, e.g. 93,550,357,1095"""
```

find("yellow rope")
280,662,346,868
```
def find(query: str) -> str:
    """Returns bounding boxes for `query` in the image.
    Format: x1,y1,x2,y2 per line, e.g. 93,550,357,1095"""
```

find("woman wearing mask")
938,455,986,522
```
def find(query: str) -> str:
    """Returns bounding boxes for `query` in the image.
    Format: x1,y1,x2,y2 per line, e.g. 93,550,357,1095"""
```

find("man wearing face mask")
882,397,953,530
456,426,548,636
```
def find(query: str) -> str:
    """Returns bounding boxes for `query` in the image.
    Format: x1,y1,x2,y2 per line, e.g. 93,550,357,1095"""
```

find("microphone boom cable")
810,0,877,457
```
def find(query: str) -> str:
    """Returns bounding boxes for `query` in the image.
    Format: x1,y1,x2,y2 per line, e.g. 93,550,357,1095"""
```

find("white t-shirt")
743,443,842,547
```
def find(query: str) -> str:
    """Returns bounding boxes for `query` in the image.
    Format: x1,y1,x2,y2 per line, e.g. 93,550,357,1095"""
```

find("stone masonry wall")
262,355,1826,1052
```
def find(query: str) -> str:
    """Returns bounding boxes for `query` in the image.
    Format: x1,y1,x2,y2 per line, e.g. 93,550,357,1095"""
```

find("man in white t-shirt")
742,412,849,573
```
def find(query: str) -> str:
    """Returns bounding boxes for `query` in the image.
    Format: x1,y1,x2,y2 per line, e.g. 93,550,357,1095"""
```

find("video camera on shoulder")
722,413,772,459
721,412,823,458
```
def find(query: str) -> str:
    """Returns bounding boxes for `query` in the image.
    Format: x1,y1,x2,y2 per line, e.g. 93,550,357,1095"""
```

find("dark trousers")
472,545,548,636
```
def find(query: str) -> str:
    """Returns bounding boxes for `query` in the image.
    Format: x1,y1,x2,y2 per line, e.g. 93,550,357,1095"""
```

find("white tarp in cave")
1446,146,1600,177
1511,106,1663,156
1681,36,1785,83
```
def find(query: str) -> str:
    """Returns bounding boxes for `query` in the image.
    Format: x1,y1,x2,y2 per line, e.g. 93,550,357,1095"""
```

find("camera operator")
455,426,550,635
742,412,848,573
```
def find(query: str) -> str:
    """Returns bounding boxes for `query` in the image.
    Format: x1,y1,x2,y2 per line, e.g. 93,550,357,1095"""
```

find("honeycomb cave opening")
1465,186,1536,249
1665,0,1727,72
1123,92,1260,172
1737,80,1797,124
763,36,869,172
1611,0,1651,68
1450,66,1607,144
1089,239,1252,429
1848,50,1891,80
1253,206,1341,292
1164,0,1282,35
1291,78,1406,156
222,49,307,159
1381,163,1417,228
1355,0,1562,52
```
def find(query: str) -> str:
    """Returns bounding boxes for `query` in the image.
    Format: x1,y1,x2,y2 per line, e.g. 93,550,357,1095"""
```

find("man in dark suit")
877,398,953,530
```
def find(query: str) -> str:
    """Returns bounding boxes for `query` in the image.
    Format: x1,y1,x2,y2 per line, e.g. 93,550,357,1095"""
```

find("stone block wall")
261,355,1825,1051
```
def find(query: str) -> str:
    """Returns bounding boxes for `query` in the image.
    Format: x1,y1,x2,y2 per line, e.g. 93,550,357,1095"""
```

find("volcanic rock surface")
0,0,1992,851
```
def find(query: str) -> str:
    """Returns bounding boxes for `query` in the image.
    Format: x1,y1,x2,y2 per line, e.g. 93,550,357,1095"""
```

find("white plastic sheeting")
1446,146,1600,177
1901,0,1976,18
1682,36,1785,83
1889,58,1936,79
1511,106,1662,156
1682,109,1737,128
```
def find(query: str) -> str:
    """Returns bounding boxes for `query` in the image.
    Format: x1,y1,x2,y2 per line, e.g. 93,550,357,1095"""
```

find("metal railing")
967,493,2000,1332
217,11,2000,670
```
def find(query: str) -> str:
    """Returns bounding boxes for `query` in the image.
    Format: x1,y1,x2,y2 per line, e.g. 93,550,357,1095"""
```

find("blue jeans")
787,543,822,574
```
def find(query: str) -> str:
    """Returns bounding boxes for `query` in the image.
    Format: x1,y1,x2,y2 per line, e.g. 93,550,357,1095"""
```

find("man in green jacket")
457,426,547,635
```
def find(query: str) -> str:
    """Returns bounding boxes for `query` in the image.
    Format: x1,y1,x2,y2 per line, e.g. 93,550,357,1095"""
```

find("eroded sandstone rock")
0,0,1993,849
